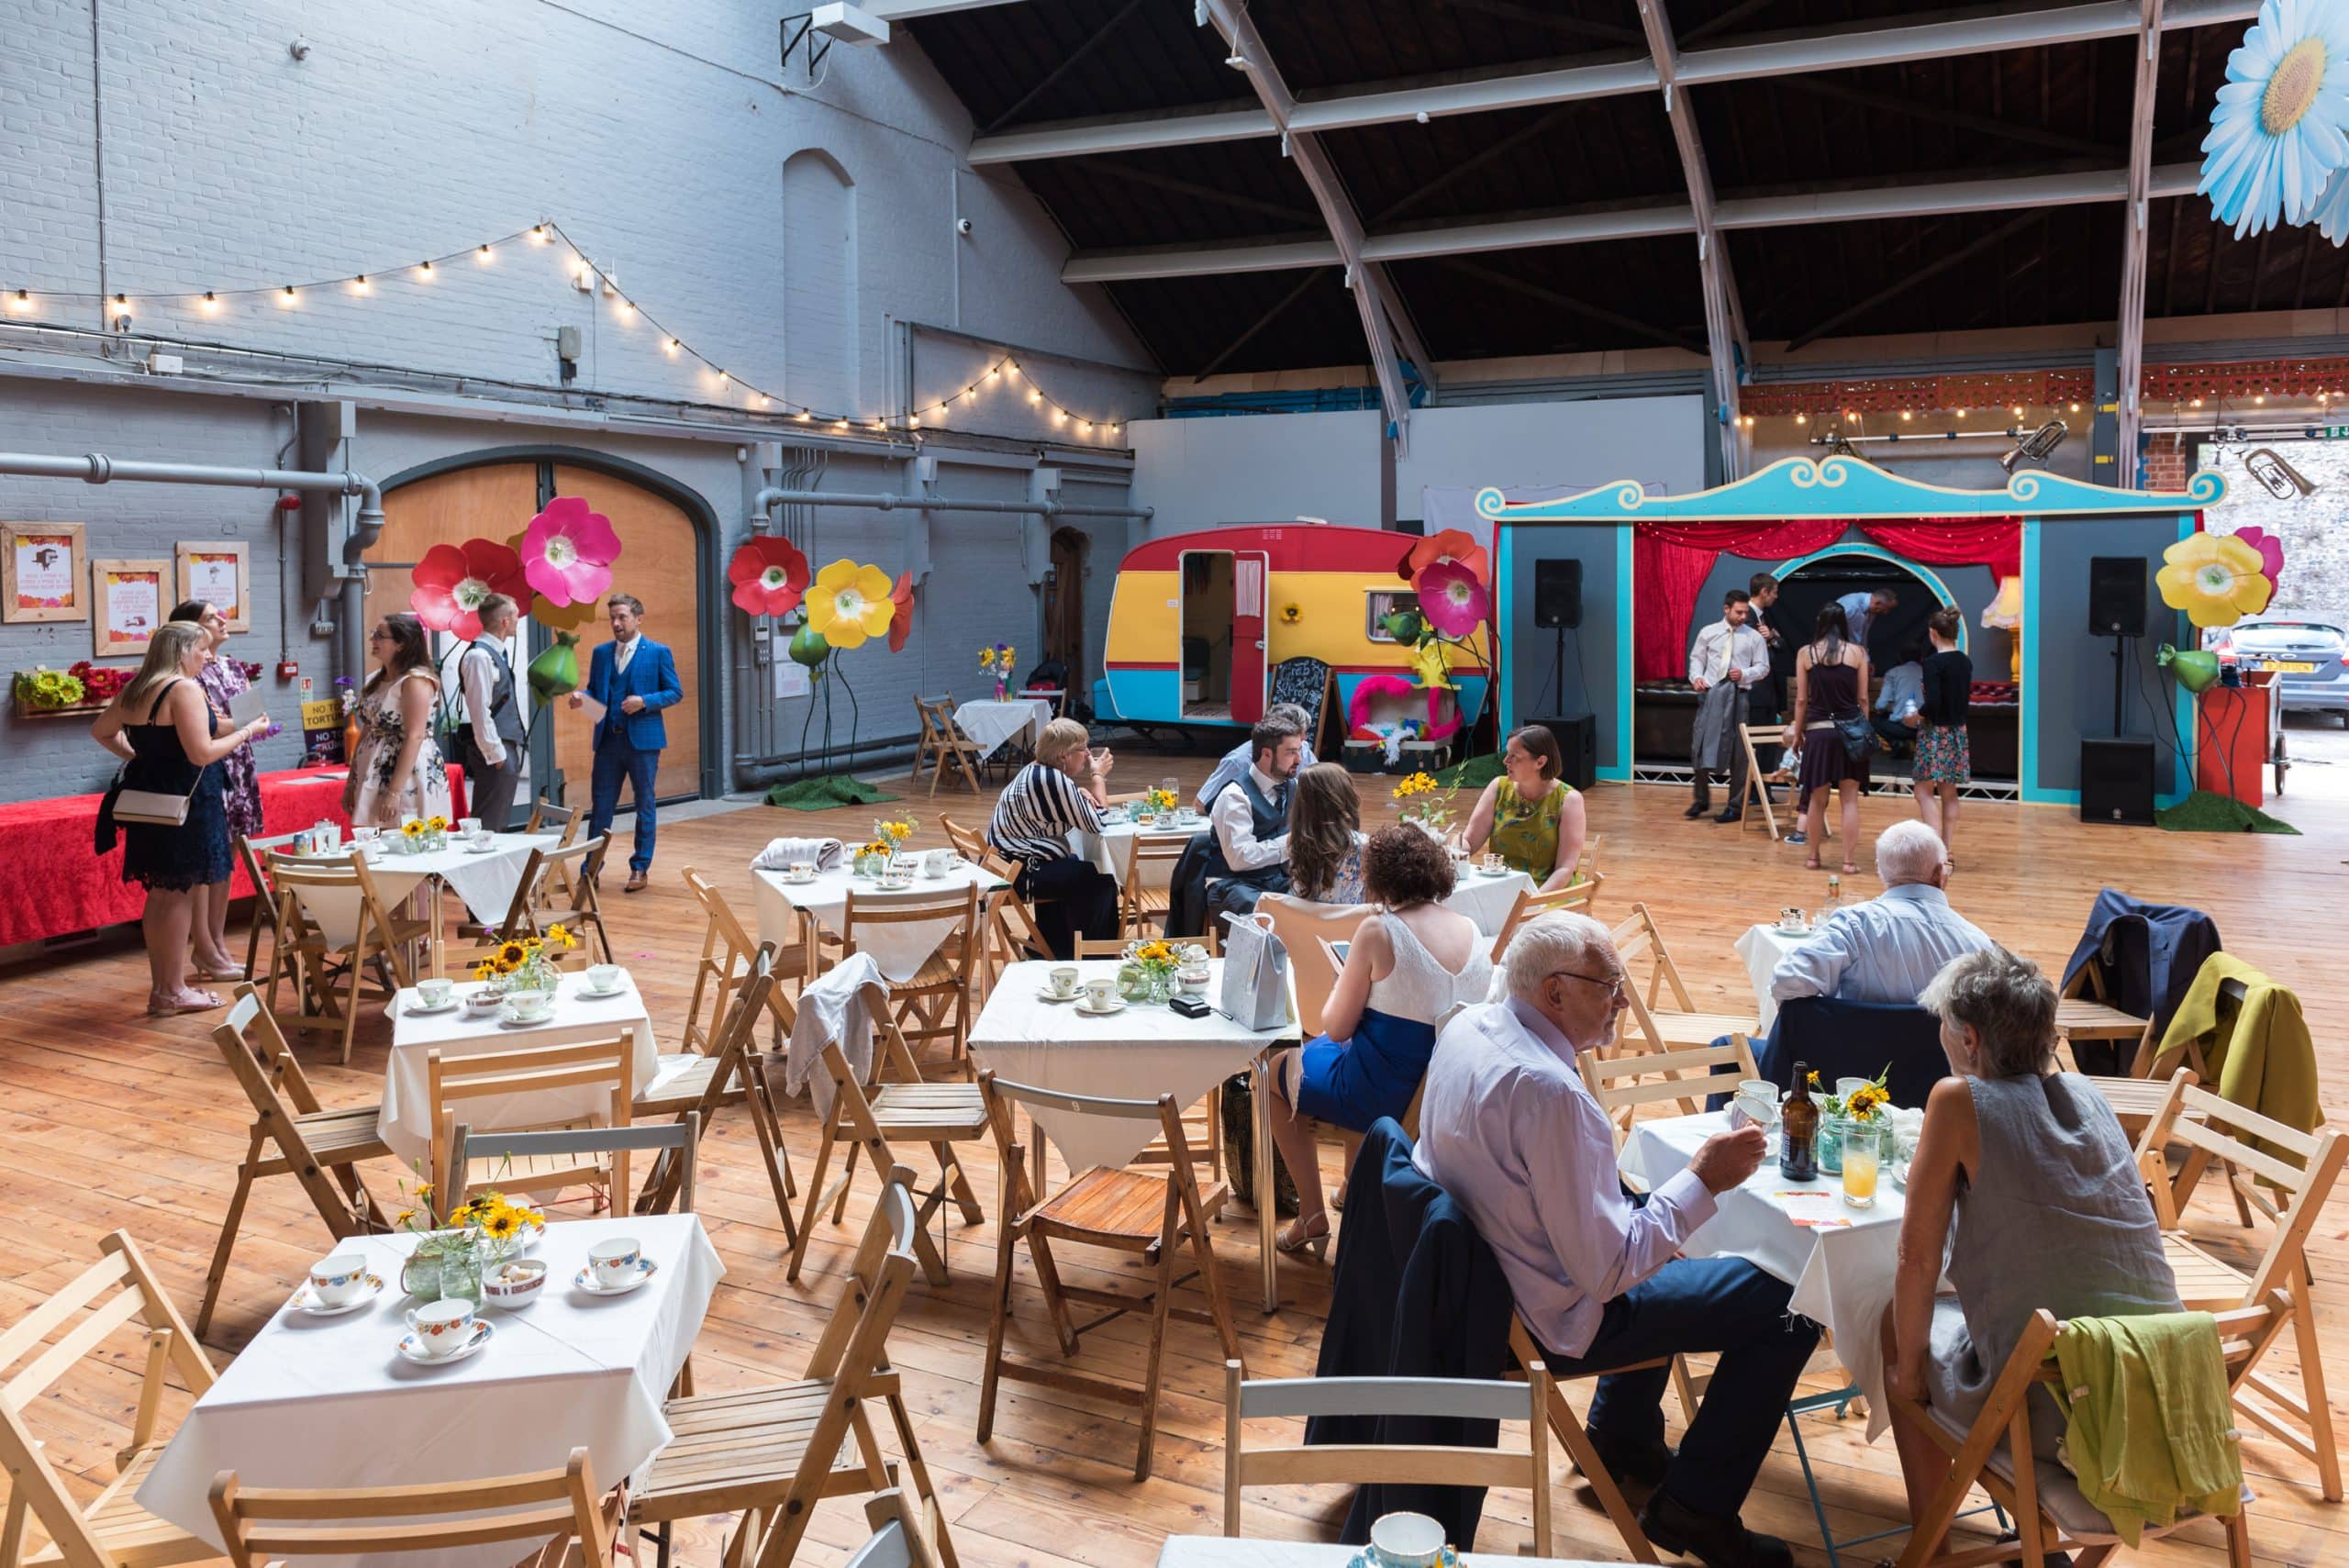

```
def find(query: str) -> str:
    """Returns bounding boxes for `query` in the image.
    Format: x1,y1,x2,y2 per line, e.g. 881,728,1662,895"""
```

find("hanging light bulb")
1028,389,1041,404
351,274,370,294
755,394,770,408
1004,363,1019,380
2191,396,2203,407
986,368,1001,383
1079,420,1093,434
664,338,680,356
6,287,30,313
417,261,434,281
1795,412,1808,425
796,410,811,423
196,291,216,313
834,418,849,430
531,224,549,244
2069,401,2081,413
278,285,295,306
477,244,493,262
1900,409,1912,421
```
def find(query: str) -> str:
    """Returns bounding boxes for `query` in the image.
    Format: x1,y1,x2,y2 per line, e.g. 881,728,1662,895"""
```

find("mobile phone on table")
1168,995,1211,1019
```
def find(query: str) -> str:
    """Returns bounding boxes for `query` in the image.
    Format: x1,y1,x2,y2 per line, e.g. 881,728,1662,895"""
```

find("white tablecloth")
1446,865,1537,935
1159,1537,1616,1568
284,832,557,948
751,860,1008,981
968,958,1300,1173
139,1215,722,1568
1734,921,1825,1037
1620,1110,1906,1440
1079,817,1202,884
380,973,667,1161
952,697,1052,761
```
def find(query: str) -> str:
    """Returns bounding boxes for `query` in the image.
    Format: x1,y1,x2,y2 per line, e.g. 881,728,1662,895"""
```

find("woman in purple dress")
170,600,264,979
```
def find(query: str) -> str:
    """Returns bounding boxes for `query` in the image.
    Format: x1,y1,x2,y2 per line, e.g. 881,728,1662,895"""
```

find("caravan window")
1366,590,1420,643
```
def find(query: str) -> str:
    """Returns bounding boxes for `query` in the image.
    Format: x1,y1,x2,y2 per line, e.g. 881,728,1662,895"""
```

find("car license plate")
2247,659,2320,673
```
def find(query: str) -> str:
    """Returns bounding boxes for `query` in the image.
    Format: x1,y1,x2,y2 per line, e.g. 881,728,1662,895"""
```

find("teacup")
1048,965,1080,998
1731,1079,1782,1129
403,1297,477,1358
588,1238,643,1289
507,991,553,1022
1777,906,1807,931
1368,1511,1446,1568
1083,978,1117,1010
458,817,482,837
585,963,623,994
785,860,816,883
416,978,453,1008
1836,1076,1869,1103
463,989,505,1015
1479,852,1504,873
923,848,956,876
308,1251,372,1308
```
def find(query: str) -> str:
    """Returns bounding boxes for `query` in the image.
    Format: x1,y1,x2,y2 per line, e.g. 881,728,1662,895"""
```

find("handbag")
111,773,199,827
1219,910,1292,1031
1832,711,1875,761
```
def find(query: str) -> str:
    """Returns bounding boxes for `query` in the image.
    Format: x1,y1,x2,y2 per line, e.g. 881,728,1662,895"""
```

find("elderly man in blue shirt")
1418,910,1820,1568
1771,819,1993,1006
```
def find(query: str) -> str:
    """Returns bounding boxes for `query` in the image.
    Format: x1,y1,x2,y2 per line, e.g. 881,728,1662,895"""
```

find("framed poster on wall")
176,539,250,630
2,522,86,623
92,557,167,660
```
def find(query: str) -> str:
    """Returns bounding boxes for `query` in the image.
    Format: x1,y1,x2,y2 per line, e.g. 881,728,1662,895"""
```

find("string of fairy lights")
0,218,1127,439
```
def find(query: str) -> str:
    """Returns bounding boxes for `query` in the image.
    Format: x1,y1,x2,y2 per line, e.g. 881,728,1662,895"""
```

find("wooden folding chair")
637,946,800,1237
451,1118,699,1219
679,866,799,1053
490,834,607,941
921,698,987,796
1735,724,1784,840
633,1168,959,1568
1507,1315,1664,1562
210,1448,618,1568
266,850,431,1062
2134,1073,2348,1501
426,1035,635,1214
844,884,983,1068
1119,832,1188,940
1258,894,1364,1037
1221,1360,1551,1552
978,851,1054,991
0,1231,219,1568
1886,1298,2285,1568
196,985,395,1339
789,984,987,1286
937,814,988,864
232,828,303,986
909,695,949,784
1579,1034,1761,1139
975,1073,1241,1482
1489,876,1607,961
1610,903,1757,1055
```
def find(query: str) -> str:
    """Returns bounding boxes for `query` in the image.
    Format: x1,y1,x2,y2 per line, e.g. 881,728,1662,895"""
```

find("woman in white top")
343,612,452,828
1265,825,1494,1255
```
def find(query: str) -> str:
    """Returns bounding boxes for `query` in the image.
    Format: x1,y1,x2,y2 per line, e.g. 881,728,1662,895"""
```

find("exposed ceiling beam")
1639,0,1750,478
2116,2,2165,483
1437,259,1708,355
967,1,2257,165
1197,0,1420,448
1063,161,2201,283
1785,211,2046,350
1192,269,1335,383
865,0,1029,19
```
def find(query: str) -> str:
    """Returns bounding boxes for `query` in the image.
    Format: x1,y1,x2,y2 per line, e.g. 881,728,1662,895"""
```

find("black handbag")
1832,711,1875,761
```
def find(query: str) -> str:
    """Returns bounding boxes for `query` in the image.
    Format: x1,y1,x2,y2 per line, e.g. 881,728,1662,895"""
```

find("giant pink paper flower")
409,538,530,639
727,536,809,617
520,495,621,608
886,571,917,652
2229,525,2287,591
1415,559,1491,638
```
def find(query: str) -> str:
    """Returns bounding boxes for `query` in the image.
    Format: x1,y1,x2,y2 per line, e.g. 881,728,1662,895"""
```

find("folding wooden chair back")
523,794,588,897
266,850,430,1062
1019,686,1067,717
1258,895,1363,1037
1488,877,1606,962
843,884,983,1066
1886,1298,2286,1567
909,696,949,784
1219,1360,1551,1551
499,834,613,963
1609,902,1756,1055
634,1170,960,1568
233,829,303,986
210,1448,618,1568
975,1072,1241,1481
1506,1315,1669,1562
0,1231,218,1568
2134,1073,2348,1501
196,986,394,1338
639,946,801,1233
921,698,987,796
789,984,987,1286
1736,724,1784,840
680,865,758,1053
451,1118,699,1218
1119,833,1189,939
427,1035,635,1213
1580,1034,1762,1138
937,814,988,864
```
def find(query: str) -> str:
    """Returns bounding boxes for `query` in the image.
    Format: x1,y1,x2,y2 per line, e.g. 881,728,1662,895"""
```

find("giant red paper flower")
727,536,809,617
1398,527,1490,584
1416,559,1491,638
520,495,621,608
886,571,916,652
409,538,530,638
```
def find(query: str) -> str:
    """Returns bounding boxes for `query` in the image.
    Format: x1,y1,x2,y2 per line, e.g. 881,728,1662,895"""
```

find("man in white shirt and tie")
1686,588,1771,823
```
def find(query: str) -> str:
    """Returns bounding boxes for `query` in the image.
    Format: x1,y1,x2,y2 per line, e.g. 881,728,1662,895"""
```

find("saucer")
573,1257,659,1296
1074,996,1128,1017
291,1273,386,1317
499,1008,556,1028
403,995,460,1016
395,1318,492,1365
780,872,818,885
1034,987,1081,1005
464,840,500,854
578,983,628,1000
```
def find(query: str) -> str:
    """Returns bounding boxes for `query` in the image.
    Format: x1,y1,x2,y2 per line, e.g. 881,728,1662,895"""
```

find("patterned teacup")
588,1238,643,1289
308,1252,372,1308
403,1297,476,1358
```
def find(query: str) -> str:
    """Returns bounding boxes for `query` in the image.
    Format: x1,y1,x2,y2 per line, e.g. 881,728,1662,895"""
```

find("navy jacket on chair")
1162,830,1216,940
2061,888,2221,1072
583,637,682,751
1760,995,1948,1111
1310,1120,1515,1549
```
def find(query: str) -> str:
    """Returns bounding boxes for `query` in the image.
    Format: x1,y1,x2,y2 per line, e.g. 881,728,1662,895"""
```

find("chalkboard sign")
1270,656,1335,751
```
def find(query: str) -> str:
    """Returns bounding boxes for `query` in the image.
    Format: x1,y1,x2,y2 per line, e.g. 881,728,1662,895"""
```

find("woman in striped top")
986,717,1120,958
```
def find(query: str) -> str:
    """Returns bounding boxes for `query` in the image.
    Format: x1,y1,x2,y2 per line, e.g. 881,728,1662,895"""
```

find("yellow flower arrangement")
1128,938,1179,976
1141,786,1177,814
874,818,913,847
1390,770,1458,836
859,838,892,859
1392,772,1439,800
426,815,451,833
401,818,428,840
1846,1082,1890,1119
447,1188,546,1257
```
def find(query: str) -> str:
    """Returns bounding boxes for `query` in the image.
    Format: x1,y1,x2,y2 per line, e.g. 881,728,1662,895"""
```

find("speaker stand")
2108,633,2130,736
1551,625,1567,721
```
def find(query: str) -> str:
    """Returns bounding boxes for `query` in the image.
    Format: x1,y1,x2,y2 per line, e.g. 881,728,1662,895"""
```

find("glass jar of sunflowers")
1391,772,1456,840
856,817,914,877
1118,938,1181,1004
1817,1069,1892,1179
397,814,453,853
1140,786,1178,826
470,923,581,1006
448,1187,547,1268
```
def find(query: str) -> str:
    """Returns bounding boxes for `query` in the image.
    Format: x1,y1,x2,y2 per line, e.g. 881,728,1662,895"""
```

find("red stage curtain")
1857,518,2021,581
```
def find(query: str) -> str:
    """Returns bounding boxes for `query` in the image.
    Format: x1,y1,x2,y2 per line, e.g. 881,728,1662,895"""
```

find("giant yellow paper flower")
2157,533,2274,628
1408,637,1453,690
806,560,896,650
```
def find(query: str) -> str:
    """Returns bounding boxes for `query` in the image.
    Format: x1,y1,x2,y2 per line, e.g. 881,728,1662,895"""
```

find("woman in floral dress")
169,599,264,978
345,612,452,828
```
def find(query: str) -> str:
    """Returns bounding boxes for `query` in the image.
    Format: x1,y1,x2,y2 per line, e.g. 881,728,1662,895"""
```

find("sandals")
147,988,224,1017
1842,862,1861,875
1276,1211,1331,1260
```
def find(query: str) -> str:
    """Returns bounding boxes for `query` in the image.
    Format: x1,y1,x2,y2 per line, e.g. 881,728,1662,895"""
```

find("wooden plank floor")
4,750,2344,1566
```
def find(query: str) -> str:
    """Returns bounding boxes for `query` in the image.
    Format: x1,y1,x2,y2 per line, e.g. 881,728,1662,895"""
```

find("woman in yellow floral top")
1458,725,1585,891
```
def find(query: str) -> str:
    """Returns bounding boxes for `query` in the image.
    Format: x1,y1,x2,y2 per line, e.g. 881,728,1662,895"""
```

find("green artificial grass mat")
763,774,903,810
2154,788,2298,835
1435,751,1504,789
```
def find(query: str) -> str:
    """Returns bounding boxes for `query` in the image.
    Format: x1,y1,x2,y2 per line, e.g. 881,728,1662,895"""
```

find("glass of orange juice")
1841,1121,1879,1208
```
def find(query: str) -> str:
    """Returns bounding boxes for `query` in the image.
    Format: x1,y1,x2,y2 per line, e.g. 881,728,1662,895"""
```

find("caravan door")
1230,550,1269,725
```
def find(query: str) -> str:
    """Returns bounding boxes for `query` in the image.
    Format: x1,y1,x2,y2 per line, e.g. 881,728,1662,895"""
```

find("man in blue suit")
568,593,681,893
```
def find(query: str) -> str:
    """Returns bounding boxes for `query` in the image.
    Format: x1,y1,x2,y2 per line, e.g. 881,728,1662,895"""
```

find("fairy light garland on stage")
0,218,1128,440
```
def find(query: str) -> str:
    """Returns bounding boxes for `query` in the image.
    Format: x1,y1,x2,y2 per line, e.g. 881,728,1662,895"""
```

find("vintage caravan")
1097,524,1492,741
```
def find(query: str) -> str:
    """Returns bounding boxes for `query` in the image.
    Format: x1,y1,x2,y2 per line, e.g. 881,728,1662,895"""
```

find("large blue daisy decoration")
2199,0,2349,239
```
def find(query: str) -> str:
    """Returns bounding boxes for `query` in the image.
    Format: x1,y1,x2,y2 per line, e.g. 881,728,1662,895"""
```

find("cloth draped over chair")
1633,517,2024,682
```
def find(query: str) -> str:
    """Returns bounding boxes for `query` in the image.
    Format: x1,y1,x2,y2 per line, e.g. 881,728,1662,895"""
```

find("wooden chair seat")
1126,885,1173,917
635,1378,874,1511
634,1053,724,1118
2054,995,2151,1040
2084,1072,2178,1128
2163,1230,2252,1308
869,1082,989,1139
1036,1166,1230,1248
25,1447,206,1568
1637,1008,1758,1048
289,1106,393,1162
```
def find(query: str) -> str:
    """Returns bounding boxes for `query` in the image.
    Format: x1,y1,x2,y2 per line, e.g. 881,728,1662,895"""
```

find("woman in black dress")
93,622,272,1015
1783,604,1872,874
1909,606,1974,865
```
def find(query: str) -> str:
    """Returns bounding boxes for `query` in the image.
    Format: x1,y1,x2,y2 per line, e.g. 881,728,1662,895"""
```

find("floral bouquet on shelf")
13,667,86,710
70,661,128,704
1119,937,1181,1003
470,923,578,996
1391,771,1459,840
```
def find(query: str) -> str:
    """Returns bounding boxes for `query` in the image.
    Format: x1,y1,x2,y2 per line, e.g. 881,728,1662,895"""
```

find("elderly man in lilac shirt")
1416,911,1820,1568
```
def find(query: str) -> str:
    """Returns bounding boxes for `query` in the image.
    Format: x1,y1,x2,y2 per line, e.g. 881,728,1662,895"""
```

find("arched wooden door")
1044,526,1087,677
372,455,710,808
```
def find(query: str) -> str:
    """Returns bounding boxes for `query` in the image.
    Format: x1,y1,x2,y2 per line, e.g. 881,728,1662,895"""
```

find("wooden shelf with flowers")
11,661,130,719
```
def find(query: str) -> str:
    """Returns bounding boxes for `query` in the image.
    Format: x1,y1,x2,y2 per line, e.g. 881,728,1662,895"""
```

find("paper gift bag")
1219,909,1291,1031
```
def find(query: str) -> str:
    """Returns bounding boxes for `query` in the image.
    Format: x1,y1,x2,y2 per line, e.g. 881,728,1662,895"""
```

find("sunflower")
496,940,529,967
472,961,498,982
546,922,577,949
401,819,427,840
2158,532,2276,628
2198,0,2349,237
480,1208,521,1241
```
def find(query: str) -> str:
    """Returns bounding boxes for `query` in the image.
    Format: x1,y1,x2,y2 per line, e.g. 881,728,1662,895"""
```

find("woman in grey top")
1883,946,2178,1551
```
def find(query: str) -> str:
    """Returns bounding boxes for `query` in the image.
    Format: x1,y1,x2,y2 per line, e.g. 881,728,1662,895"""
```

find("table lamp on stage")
1980,573,2023,684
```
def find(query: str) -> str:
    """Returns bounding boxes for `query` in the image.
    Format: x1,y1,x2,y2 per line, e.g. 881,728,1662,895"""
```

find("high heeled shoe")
1276,1211,1330,1259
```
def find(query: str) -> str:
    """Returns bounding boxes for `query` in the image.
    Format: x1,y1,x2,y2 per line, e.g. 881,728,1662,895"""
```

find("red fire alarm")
276,661,300,681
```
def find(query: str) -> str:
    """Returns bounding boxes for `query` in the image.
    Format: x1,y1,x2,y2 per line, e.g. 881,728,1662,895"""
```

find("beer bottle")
1780,1062,1820,1180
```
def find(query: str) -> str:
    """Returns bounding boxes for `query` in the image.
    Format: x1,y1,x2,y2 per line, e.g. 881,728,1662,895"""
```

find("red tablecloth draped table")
0,763,468,949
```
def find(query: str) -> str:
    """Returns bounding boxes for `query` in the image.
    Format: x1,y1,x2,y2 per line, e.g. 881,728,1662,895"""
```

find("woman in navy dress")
93,623,271,1015
1264,826,1494,1257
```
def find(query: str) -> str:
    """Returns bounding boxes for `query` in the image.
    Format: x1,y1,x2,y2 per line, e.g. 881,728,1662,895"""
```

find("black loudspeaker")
1533,559,1582,629
2079,737,2156,826
1531,714,1598,792
2087,556,2146,638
